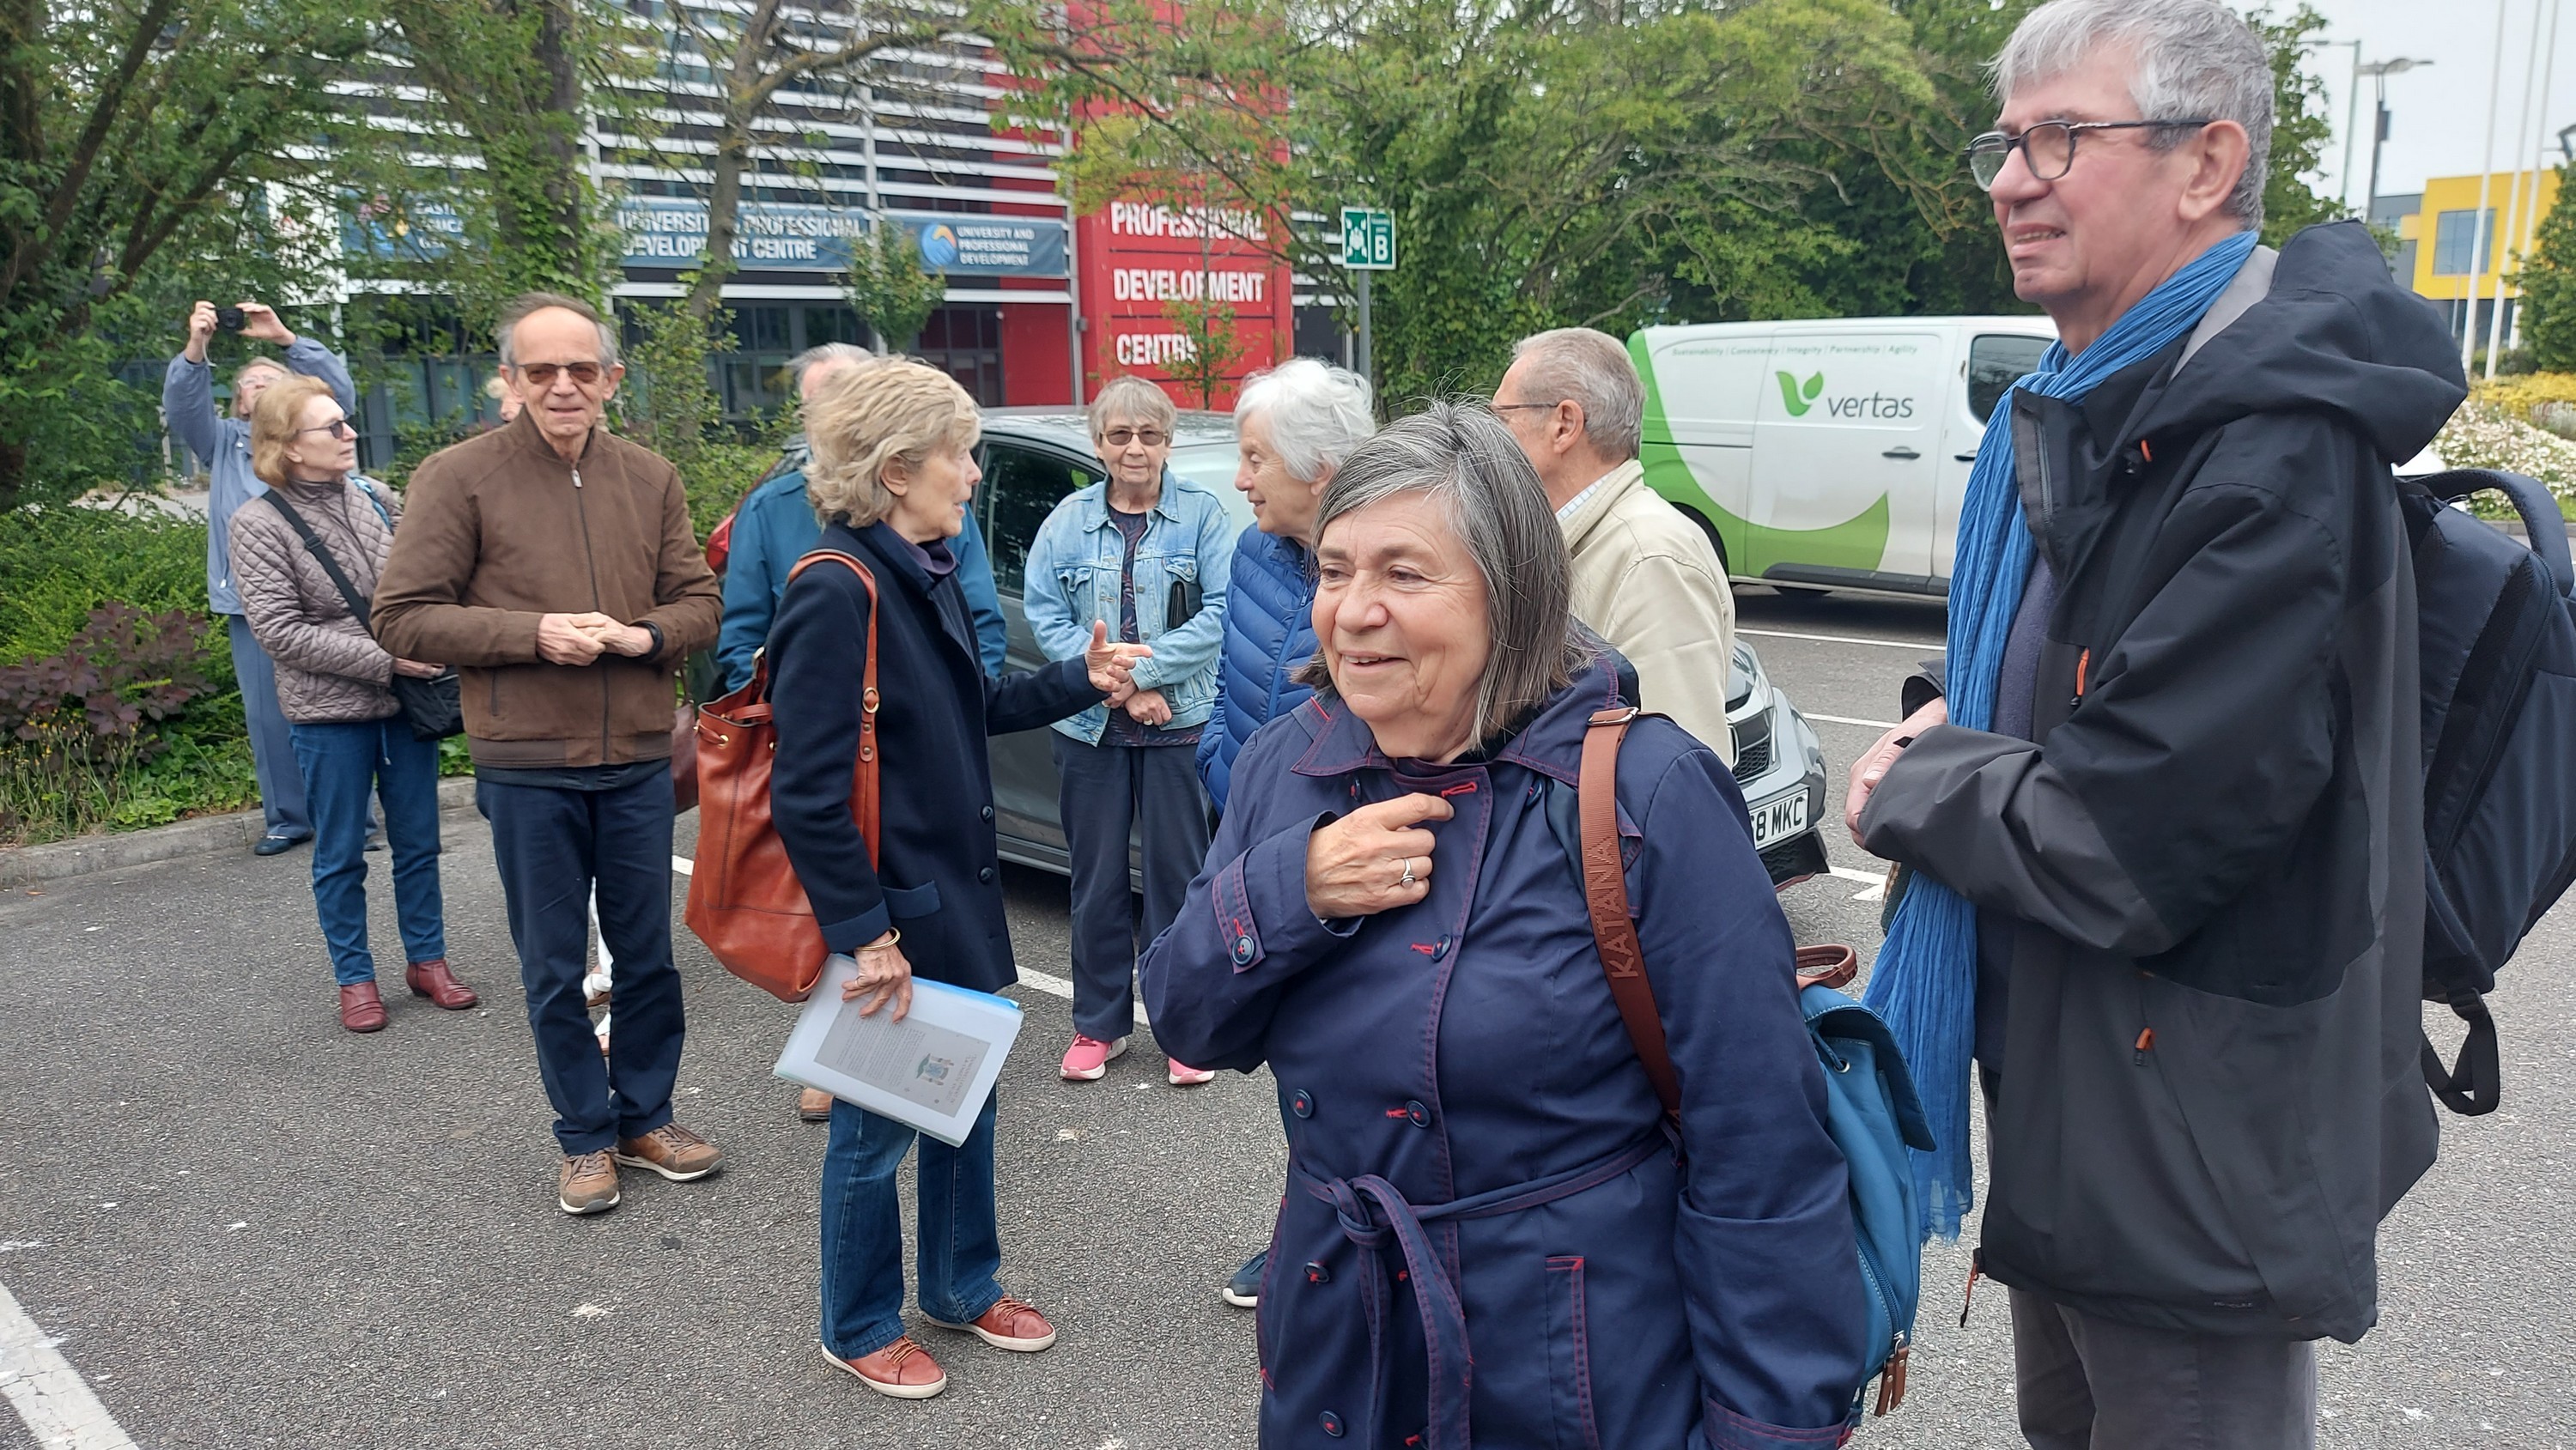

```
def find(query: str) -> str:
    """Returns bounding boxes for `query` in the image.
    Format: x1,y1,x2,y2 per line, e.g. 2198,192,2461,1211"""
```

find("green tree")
1162,296,1253,408
2518,163,2576,371
0,0,380,512
2245,3,2342,246
842,221,948,354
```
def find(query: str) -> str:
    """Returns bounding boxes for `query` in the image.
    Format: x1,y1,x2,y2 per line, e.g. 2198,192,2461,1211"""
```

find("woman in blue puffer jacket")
1194,357,1376,1309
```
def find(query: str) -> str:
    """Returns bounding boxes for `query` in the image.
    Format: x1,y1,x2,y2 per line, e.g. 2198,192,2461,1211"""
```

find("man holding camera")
164,300,357,857
374,292,724,1217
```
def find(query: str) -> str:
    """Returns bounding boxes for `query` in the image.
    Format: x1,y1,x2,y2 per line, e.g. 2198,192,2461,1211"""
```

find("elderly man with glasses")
375,291,726,1218
1843,3,2466,1446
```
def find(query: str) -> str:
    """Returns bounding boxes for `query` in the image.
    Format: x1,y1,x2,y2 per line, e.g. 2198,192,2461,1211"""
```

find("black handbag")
260,490,463,741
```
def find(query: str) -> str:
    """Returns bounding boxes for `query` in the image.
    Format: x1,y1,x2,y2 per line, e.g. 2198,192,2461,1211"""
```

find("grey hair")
1088,374,1179,439
792,342,872,388
1295,402,1590,744
495,291,621,370
1508,328,1643,462
1992,0,2272,228
1236,357,1376,484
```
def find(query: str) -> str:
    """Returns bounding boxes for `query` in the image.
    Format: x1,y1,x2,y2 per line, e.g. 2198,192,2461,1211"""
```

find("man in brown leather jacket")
375,292,724,1217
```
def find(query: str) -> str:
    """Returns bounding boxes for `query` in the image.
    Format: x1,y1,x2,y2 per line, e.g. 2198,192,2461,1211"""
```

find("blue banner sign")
616,198,1066,278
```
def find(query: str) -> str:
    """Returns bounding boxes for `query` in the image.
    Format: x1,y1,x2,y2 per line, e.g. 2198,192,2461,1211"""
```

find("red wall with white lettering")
1075,199,1291,411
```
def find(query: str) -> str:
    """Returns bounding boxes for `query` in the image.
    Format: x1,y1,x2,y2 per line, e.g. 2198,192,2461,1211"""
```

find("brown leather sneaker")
927,1295,1057,1352
338,981,387,1033
404,958,479,1010
798,1087,836,1123
557,1150,620,1216
822,1338,946,1399
613,1123,723,1181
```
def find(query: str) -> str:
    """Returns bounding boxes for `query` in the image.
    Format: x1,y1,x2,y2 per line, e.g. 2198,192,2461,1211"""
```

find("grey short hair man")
1494,326,1736,761
1843,3,2466,1447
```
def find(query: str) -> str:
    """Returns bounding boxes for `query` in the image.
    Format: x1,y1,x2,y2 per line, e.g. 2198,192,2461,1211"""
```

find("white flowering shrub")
2431,403,2576,519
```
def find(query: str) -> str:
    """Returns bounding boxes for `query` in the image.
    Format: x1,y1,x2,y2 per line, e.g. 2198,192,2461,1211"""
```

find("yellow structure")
2404,168,2563,303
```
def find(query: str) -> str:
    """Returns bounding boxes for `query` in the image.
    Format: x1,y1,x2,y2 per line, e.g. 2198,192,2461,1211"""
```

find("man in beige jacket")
1496,327,1736,761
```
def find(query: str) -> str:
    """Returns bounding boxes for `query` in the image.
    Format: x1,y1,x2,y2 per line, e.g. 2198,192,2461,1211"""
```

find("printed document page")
774,957,1024,1146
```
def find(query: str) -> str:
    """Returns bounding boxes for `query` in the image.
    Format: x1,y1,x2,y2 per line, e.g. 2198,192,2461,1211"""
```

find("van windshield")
1969,335,2050,423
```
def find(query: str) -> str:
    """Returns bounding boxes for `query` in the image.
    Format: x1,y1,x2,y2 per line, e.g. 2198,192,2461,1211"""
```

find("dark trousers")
478,771,685,1155
227,614,309,837
1050,734,1212,1042
2010,1288,2317,1449
819,1091,1002,1359
290,719,445,986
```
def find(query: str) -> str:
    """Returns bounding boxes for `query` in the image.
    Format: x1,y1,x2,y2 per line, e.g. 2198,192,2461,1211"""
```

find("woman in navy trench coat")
1139,405,1866,1450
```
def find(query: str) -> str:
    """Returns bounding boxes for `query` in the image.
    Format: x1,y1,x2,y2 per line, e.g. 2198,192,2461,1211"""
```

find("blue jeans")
229,615,310,837
819,1091,1002,1358
289,718,445,987
477,771,685,1155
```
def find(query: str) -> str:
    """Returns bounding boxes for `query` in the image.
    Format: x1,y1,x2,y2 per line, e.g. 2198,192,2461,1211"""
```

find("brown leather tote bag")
683,552,881,1002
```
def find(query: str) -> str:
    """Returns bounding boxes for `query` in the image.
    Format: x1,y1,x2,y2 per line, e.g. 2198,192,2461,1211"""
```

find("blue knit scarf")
1863,228,2260,1241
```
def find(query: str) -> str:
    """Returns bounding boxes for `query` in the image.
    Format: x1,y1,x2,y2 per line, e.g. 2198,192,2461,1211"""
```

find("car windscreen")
1167,443,1254,531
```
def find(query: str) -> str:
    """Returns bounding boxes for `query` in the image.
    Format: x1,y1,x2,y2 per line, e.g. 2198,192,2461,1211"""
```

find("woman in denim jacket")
1022,377,1235,1086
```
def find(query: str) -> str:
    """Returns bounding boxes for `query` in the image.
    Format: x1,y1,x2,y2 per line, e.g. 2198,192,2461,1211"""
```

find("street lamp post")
2360,57,2433,222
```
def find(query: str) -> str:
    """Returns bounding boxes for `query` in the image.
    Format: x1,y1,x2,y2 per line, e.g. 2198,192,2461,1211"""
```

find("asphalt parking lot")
0,586,2570,1449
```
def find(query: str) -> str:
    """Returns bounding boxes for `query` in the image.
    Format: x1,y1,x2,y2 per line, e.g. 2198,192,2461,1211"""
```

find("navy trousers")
227,614,310,838
478,771,685,1155
1049,735,1212,1042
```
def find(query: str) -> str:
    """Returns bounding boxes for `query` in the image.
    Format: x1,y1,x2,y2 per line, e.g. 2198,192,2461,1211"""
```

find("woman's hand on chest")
1305,792,1454,919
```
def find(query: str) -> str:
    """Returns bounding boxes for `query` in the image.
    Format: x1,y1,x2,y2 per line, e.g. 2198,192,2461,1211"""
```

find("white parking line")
1802,712,1900,731
1826,865,1889,903
0,1280,135,1450
1740,628,1942,652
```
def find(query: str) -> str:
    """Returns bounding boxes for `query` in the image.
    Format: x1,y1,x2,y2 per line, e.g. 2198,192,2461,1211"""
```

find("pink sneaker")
1060,1034,1128,1081
1167,1059,1215,1087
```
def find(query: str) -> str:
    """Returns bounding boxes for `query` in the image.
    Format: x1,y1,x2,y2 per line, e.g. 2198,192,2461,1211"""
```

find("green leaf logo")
1776,370,1825,416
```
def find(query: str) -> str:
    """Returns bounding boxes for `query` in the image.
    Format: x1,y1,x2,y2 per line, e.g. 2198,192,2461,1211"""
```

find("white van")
1630,316,2057,597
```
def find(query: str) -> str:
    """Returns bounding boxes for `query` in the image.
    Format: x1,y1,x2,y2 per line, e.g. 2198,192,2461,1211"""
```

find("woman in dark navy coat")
1139,404,1867,1450
766,360,1149,1401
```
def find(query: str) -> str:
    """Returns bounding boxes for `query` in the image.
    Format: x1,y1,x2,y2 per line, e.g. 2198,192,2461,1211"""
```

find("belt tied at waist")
1287,1129,1669,1450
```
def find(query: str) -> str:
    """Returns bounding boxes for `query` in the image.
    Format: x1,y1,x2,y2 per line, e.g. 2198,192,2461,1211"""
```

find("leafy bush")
683,441,780,539
2432,402,2576,521
2470,373,2576,421
0,604,234,842
0,507,211,665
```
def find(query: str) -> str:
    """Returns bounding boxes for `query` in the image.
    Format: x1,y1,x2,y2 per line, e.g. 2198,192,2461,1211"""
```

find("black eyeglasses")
513,361,605,386
1490,400,1563,415
1965,118,2214,190
1100,427,1169,447
293,419,356,440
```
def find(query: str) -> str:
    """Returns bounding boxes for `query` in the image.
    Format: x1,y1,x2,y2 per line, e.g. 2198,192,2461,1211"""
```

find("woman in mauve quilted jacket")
230,376,477,1034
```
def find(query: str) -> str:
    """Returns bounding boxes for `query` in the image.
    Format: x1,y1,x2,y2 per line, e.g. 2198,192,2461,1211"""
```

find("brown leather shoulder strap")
785,550,882,859
1580,707,1680,1119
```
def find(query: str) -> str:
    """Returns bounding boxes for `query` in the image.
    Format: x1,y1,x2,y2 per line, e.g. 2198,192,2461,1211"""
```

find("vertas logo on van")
1773,369,1917,422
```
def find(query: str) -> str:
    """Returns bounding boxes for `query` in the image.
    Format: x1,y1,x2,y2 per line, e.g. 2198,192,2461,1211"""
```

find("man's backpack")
1569,707,1936,1419
2403,469,2576,1116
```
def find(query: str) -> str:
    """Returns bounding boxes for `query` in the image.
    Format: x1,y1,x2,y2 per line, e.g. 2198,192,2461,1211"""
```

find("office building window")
2433,209,2496,276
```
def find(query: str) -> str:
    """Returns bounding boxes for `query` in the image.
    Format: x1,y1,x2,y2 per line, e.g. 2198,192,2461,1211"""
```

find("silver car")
969,409,1829,889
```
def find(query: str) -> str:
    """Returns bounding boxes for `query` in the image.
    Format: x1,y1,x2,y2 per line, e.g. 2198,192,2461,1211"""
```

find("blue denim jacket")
1021,473,1233,744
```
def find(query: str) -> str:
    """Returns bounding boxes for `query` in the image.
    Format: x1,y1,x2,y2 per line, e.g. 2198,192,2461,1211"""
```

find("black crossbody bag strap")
261,491,374,628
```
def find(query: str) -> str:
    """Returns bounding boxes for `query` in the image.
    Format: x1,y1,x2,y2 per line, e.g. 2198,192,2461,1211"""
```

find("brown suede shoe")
338,981,387,1033
404,958,478,1010
927,1295,1057,1352
557,1150,620,1215
822,1338,946,1399
613,1123,724,1181
798,1087,836,1123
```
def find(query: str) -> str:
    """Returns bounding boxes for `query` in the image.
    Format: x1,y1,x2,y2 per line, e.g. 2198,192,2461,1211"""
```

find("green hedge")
0,507,216,666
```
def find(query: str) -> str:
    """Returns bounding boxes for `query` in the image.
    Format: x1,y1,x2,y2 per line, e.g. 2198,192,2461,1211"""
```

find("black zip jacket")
1861,221,2466,1342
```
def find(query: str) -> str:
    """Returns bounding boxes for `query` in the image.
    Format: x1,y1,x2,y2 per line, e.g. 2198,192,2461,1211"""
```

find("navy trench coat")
1140,657,1865,1450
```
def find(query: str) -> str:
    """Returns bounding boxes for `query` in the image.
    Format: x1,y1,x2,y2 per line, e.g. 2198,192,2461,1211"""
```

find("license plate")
1750,789,1809,848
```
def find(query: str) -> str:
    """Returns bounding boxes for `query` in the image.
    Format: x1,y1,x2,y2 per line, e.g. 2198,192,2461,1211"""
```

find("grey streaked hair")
1992,0,2272,228
1295,402,1591,744
792,342,872,388
495,291,620,371
1088,374,1179,439
1236,357,1376,484
1508,328,1644,462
